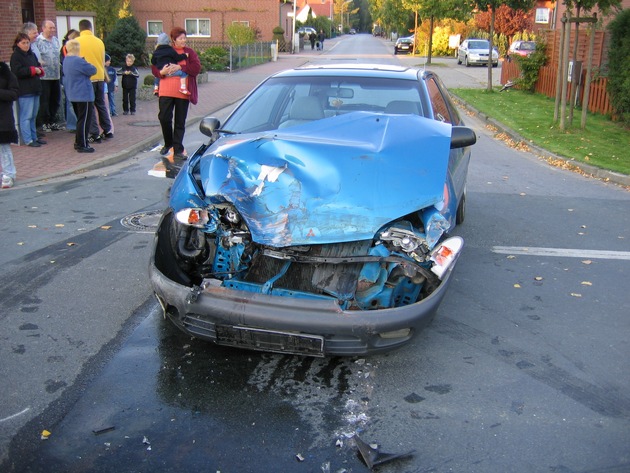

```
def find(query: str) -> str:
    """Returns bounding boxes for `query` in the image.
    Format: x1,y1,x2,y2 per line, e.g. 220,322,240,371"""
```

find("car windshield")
224,75,424,134
469,40,489,49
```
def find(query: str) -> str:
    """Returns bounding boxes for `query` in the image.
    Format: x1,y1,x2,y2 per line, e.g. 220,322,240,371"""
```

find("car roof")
272,64,422,81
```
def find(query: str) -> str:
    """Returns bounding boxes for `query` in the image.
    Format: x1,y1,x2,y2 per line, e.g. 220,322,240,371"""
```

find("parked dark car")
457,38,499,67
150,64,476,356
394,36,414,55
507,40,536,60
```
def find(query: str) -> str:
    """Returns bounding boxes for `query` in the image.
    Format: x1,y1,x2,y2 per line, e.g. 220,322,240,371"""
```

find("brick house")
131,0,295,43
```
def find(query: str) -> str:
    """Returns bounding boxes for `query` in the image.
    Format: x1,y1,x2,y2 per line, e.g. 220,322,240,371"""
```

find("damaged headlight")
175,208,210,228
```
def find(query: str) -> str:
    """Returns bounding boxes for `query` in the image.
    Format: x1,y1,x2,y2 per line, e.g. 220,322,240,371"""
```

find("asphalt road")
1,34,628,473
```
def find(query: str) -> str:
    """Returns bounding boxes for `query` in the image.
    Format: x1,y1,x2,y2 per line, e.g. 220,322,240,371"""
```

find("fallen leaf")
506,255,516,259
41,430,51,440
55,224,64,228
570,293,582,297
534,276,543,281
67,242,76,246
514,284,521,288
519,192,527,196
296,453,305,461
101,226,111,230
28,225,37,228
581,281,592,286
581,260,592,265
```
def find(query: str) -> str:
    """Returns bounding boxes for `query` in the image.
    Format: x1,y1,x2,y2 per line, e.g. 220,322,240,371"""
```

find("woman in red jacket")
152,27,201,161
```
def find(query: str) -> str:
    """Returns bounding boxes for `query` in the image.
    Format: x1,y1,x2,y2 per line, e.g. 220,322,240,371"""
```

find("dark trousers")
37,79,61,126
89,81,112,137
72,101,94,148
122,87,136,113
158,96,189,155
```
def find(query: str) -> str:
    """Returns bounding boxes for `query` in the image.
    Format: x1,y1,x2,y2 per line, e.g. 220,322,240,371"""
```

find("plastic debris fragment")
353,434,414,470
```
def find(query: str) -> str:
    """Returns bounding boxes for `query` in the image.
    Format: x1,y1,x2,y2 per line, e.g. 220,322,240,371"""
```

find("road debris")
353,434,414,470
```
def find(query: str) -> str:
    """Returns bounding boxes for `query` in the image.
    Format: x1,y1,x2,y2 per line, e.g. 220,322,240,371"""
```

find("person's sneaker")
40,124,52,133
88,134,102,144
103,132,114,139
179,88,191,95
76,146,95,153
27,141,41,147
36,139,47,145
153,85,159,96
130,112,135,115
123,111,128,115
50,123,65,131
1,175,14,189
159,146,172,156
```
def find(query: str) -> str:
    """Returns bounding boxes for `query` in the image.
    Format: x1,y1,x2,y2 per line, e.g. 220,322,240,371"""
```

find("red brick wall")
131,0,286,42
1,0,57,63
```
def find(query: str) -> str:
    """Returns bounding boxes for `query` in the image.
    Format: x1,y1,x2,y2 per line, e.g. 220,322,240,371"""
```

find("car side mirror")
200,117,221,137
450,126,476,149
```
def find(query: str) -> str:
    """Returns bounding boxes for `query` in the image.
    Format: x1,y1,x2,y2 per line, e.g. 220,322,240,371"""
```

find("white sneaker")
2,176,14,189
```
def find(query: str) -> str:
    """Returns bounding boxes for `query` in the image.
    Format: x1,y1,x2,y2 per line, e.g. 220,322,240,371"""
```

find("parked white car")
457,39,499,67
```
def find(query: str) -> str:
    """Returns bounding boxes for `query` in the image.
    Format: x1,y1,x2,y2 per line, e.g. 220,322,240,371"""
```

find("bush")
273,26,288,52
514,41,548,92
104,17,148,67
607,9,630,124
143,74,155,87
199,46,229,72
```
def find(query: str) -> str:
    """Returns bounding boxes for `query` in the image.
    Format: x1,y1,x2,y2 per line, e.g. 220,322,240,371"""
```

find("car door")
458,40,468,62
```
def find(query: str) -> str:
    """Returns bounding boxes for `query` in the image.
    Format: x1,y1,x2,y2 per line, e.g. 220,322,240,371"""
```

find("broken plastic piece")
92,425,115,435
353,434,414,469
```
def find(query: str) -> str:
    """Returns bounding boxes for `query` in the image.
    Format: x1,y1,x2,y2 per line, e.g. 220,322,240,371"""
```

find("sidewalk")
8,51,315,188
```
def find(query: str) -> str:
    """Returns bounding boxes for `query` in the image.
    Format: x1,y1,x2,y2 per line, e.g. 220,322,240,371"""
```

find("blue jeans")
107,90,116,115
18,95,40,144
0,143,16,179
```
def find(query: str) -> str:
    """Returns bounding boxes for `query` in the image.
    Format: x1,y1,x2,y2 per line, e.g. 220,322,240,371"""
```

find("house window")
535,8,550,24
185,18,211,37
147,21,163,36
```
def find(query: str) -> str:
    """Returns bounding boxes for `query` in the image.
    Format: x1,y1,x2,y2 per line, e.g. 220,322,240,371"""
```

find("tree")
104,16,147,66
226,23,256,46
469,0,534,91
56,0,125,39
605,8,630,124
402,0,472,63
474,4,532,47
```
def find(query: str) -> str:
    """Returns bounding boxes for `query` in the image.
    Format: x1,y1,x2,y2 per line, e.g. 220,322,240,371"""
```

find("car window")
224,75,425,132
425,77,453,124
469,40,489,49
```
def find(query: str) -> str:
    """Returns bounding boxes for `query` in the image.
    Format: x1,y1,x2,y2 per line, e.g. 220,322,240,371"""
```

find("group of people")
1,20,200,189
308,30,326,51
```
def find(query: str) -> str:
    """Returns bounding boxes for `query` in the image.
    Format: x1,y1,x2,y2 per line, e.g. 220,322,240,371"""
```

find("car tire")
457,55,462,65
394,49,398,55
456,189,466,225
464,56,469,67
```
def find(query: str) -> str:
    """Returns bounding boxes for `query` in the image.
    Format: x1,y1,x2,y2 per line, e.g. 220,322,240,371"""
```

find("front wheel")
464,56,470,67
457,55,462,65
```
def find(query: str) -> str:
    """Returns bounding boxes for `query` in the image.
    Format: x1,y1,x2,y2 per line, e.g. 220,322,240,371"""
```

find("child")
0,52,19,188
104,53,118,116
62,39,97,153
117,53,139,115
151,32,190,95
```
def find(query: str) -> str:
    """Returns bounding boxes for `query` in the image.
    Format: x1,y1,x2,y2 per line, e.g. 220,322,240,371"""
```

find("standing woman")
152,27,201,160
10,32,46,147
62,39,96,153
0,49,20,188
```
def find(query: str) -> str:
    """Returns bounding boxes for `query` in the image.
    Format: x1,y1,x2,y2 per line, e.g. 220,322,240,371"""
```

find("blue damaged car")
149,64,476,356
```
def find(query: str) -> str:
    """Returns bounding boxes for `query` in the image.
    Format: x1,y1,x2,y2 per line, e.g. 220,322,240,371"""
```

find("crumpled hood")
176,112,452,246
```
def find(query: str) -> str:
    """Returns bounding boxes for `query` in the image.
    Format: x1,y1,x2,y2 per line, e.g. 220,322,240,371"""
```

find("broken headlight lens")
175,208,210,228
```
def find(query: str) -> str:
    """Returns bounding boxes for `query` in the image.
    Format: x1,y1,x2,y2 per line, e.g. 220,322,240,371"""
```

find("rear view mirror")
450,126,477,149
328,87,354,99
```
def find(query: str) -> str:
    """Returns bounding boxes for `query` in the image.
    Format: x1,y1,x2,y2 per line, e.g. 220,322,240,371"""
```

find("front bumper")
149,218,457,357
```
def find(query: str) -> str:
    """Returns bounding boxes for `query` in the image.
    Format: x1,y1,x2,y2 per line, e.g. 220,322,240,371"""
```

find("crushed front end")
149,113,468,356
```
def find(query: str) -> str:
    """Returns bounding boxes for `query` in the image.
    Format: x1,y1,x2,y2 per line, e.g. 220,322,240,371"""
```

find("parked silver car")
457,39,498,67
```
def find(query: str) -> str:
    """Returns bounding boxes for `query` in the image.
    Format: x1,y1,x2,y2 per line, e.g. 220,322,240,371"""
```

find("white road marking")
0,407,30,423
492,246,630,260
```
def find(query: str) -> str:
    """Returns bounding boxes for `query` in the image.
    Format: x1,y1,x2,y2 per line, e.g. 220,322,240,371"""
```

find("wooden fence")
499,28,614,116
